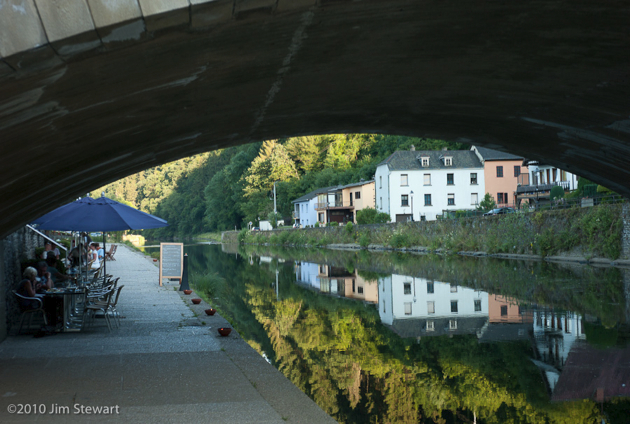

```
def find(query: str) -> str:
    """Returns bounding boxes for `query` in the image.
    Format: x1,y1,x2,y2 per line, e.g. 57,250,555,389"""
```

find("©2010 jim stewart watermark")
6,403,120,415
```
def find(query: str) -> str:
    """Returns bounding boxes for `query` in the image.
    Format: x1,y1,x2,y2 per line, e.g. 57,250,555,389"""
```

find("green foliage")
550,185,564,201
344,221,354,235
150,251,160,259
314,222,320,228
329,222,339,227
358,234,370,248
238,229,249,244
267,211,281,228
477,193,496,212
356,207,390,224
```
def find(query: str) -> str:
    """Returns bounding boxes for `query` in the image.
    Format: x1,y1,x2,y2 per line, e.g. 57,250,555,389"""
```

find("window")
501,305,508,316
447,173,454,185
444,156,452,166
355,191,361,199
451,301,458,313
424,194,432,206
496,166,503,178
404,302,412,315
379,176,382,188
474,299,481,312
471,193,478,205
421,157,429,167
514,166,521,177
424,174,431,185
401,174,408,186
427,301,435,314
379,197,382,209
470,173,477,185
449,320,458,330
497,193,508,204
450,285,457,293
447,193,455,206
318,213,324,222
420,215,426,221
401,195,409,206
426,321,435,331
404,283,411,295
357,286,363,294
427,282,434,294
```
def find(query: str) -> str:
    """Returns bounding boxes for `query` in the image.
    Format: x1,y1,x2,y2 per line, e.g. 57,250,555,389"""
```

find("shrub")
238,228,249,243
356,208,390,224
359,234,370,248
315,222,320,228
329,222,339,227
345,222,354,234
550,186,564,201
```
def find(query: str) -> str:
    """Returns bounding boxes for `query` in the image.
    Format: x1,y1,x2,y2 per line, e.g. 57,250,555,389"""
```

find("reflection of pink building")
472,146,527,207
488,295,533,323
294,262,378,304
343,273,378,303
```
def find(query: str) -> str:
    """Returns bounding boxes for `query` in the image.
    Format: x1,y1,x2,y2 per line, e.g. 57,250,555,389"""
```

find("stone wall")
1,227,45,341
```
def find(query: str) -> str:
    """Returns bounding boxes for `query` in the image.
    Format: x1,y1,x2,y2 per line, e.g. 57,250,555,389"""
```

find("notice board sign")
159,242,183,286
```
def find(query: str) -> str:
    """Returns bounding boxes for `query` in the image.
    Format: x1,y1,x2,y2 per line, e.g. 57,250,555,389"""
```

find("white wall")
384,167,485,221
295,198,319,227
375,165,390,215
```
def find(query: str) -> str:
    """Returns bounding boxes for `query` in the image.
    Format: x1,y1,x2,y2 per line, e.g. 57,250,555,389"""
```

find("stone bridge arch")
1,0,629,236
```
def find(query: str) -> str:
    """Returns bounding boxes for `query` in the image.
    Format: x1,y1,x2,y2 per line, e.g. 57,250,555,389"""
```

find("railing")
292,211,300,219
315,201,352,209
517,180,571,192
438,194,627,219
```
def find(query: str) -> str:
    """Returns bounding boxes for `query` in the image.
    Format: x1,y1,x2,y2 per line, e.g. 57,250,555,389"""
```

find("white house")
291,186,336,228
375,149,485,222
379,274,489,337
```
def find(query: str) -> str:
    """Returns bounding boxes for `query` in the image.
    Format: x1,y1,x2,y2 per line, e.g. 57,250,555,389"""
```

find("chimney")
410,145,415,151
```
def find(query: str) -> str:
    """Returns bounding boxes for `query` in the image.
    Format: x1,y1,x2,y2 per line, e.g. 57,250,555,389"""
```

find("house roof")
291,186,337,204
473,146,524,161
327,179,375,192
377,150,483,171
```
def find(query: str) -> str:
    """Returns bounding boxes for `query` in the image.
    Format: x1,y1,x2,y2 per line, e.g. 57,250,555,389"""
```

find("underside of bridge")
1,0,629,237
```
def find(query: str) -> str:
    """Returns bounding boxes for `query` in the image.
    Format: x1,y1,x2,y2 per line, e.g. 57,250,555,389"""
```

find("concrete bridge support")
1,1,630,236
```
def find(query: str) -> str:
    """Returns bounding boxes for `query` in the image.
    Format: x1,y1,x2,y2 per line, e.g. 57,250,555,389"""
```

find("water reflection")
148,243,630,422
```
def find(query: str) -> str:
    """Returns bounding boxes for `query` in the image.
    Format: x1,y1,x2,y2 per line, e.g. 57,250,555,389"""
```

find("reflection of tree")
192,244,608,423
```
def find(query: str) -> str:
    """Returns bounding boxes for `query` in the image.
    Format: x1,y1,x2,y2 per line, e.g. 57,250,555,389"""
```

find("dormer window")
444,156,452,166
421,157,429,167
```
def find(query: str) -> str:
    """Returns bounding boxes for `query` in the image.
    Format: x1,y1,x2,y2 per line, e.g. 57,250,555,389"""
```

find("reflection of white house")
379,274,488,337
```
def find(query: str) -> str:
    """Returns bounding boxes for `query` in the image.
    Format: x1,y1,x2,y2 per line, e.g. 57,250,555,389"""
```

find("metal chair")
13,291,47,334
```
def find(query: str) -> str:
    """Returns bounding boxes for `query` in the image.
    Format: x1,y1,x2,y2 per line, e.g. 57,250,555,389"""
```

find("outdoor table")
38,288,86,332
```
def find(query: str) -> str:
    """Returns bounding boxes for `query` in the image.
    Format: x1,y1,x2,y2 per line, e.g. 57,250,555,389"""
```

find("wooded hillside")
96,134,467,237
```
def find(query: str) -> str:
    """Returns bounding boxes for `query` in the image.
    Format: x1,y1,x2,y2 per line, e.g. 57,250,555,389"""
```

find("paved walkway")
0,245,335,423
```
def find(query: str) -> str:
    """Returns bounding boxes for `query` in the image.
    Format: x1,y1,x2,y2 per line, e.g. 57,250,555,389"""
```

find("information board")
159,242,183,286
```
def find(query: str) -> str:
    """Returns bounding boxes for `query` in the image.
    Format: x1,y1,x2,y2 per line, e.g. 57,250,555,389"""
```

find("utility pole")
273,181,277,214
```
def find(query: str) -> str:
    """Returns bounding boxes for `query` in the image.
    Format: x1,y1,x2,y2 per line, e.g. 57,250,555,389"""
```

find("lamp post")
410,190,414,221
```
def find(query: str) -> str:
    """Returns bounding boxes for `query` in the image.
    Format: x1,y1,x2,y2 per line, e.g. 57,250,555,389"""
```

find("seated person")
45,252,71,287
35,261,53,291
16,267,42,309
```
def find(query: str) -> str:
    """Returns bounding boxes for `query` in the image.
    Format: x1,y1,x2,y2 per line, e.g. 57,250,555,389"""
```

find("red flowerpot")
205,308,216,316
192,298,202,305
153,259,158,262
218,327,232,337
183,290,192,295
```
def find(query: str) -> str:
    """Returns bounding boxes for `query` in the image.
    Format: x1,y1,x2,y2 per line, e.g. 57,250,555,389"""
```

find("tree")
477,193,496,212
244,141,299,196
550,186,564,201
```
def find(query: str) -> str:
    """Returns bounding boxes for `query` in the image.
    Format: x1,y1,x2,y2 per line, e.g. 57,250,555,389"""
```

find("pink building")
472,146,527,207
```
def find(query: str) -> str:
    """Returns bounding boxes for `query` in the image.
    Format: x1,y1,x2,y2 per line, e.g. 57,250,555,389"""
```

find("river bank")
223,203,630,264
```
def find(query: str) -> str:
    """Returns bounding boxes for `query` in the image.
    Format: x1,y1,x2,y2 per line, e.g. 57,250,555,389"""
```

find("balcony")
315,201,353,210
292,211,300,219
516,180,570,194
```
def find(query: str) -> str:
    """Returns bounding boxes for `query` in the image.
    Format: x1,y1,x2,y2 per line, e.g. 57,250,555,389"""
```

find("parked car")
292,222,300,228
251,227,260,231
483,207,516,216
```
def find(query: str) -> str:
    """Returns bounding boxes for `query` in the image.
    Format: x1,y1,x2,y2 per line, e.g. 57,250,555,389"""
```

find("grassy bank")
229,203,625,260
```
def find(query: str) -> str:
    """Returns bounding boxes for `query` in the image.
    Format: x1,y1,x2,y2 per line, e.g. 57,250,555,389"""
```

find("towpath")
0,245,334,423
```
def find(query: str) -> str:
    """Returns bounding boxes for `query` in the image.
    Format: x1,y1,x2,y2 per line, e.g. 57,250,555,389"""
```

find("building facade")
292,186,335,228
472,145,527,207
375,149,485,221
314,180,375,225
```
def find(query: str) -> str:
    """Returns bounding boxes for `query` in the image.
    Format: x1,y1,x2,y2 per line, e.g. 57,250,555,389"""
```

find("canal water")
145,243,630,423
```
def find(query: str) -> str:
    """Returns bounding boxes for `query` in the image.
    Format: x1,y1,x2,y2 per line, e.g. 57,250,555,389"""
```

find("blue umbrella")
32,196,168,279
33,196,168,232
